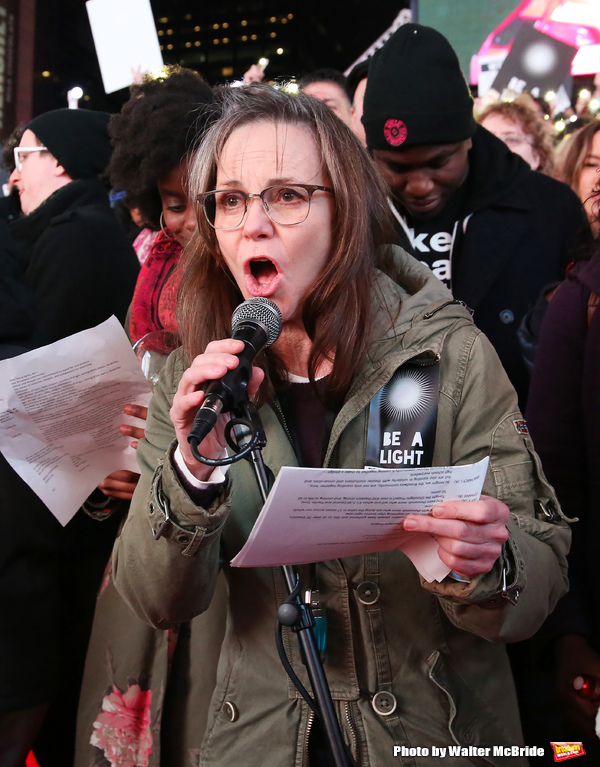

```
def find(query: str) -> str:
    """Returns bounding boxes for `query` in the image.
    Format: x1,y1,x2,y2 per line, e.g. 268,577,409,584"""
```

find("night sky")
33,1,407,114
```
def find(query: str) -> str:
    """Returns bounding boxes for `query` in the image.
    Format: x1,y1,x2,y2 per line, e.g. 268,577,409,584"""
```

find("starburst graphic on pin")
380,367,436,421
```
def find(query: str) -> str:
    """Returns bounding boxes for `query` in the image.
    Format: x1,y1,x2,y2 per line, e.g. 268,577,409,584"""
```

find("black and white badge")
365,363,439,469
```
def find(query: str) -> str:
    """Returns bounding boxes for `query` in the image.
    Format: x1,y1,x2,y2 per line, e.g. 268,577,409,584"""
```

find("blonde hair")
555,119,600,197
477,100,555,175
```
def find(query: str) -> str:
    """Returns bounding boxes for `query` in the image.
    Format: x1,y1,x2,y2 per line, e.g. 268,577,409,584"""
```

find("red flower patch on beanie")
384,119,407,146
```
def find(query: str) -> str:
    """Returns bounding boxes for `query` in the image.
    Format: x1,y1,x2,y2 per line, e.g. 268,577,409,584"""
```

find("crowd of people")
1,19,600,767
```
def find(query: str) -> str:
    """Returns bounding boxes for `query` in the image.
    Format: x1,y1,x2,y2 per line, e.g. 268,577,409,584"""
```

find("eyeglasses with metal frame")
498,132,533,148
197,184,334,230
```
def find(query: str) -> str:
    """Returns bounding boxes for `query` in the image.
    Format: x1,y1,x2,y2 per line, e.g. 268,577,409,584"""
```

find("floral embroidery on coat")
90,683,153,767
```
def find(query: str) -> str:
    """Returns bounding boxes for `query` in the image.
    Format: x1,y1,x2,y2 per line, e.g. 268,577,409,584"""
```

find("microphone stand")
197,398,353,767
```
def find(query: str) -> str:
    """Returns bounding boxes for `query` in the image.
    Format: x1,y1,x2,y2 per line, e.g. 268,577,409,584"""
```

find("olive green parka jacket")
114,250,570,767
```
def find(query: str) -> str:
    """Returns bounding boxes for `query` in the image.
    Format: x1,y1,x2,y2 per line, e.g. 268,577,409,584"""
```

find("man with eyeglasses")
8,108,139,345
363,23,587,408
1,108,139,767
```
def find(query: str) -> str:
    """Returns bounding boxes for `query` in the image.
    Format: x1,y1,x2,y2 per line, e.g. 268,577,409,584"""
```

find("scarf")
129,231,182,344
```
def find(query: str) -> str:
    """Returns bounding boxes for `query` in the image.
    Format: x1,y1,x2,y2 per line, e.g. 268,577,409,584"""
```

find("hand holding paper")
0,317,152,524
403,495,510,578
97,403,149,500
231,458,491,582
119,403,148,449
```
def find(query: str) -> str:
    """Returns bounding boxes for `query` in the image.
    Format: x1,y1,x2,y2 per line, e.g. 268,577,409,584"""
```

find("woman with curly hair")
106,65,214,347
477,100,555,176
74,68,226,767
94,66,215,503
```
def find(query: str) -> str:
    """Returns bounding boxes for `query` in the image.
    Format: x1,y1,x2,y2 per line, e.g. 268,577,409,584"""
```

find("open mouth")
245,257,281,296
250,258,278,285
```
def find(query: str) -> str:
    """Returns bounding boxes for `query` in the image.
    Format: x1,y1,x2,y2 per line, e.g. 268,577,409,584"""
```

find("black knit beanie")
363,24,477,150
26,109,112,180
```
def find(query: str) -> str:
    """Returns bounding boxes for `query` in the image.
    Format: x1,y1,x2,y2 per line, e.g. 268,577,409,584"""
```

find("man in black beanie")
363,23,586,406
9,108,139,344
4,109,139,767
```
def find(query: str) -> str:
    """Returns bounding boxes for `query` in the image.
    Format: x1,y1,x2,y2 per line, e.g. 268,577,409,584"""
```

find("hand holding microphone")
170,298,282,479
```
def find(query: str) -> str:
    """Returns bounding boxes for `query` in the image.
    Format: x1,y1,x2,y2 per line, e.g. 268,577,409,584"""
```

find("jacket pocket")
426,650,526,767
200,636,244,751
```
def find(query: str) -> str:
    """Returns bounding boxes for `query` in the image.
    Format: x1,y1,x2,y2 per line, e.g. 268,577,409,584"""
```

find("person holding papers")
4,107,139,767
114,85,570,766
0,244,56,767
74,69,226,767
9,108,139,345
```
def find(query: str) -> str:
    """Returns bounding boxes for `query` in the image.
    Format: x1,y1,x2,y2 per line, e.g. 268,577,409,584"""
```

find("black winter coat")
1,181,136,717
392,126,588,405
527,254,600,646
0,239,58,712
10,179,139,345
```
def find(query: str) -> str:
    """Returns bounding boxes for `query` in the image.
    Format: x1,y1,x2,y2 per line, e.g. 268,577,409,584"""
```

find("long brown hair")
179,84,396,406
555,119,600,195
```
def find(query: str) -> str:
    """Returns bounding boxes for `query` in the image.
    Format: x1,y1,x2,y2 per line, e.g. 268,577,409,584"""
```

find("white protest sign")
86,0,163,94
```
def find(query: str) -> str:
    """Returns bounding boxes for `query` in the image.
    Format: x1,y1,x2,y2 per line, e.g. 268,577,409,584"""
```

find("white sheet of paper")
231,457,489,582
86,0,164,94
0,317,152,525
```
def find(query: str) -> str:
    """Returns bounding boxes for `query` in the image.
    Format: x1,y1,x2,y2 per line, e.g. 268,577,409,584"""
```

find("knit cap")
26,109,112,180
363,24,477,150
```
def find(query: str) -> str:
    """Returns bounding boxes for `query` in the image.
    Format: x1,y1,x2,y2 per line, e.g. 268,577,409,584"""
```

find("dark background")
32,1,409,117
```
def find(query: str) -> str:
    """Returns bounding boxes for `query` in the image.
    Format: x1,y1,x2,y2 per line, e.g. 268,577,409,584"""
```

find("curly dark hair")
107,66,215,228
2,126,24,173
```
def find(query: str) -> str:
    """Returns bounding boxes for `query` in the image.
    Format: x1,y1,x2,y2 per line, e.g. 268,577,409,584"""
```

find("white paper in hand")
231,457,489,582
0,317,152,524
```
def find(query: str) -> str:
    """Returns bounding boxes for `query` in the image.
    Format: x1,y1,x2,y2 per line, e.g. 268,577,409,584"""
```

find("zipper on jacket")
423,299,470,320
412,352,441,367
302,709,316,767
269,401,317,767
269,396,296,450
343,701,358,762
302,707,355,767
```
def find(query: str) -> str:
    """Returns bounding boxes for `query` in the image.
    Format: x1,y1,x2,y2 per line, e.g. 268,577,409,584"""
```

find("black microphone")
187,297,282,449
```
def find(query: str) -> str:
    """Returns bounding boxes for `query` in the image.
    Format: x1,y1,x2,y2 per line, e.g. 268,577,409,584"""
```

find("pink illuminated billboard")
472,0,600,93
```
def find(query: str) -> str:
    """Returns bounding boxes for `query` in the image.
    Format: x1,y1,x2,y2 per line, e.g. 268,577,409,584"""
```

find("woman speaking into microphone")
113,85,569,766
